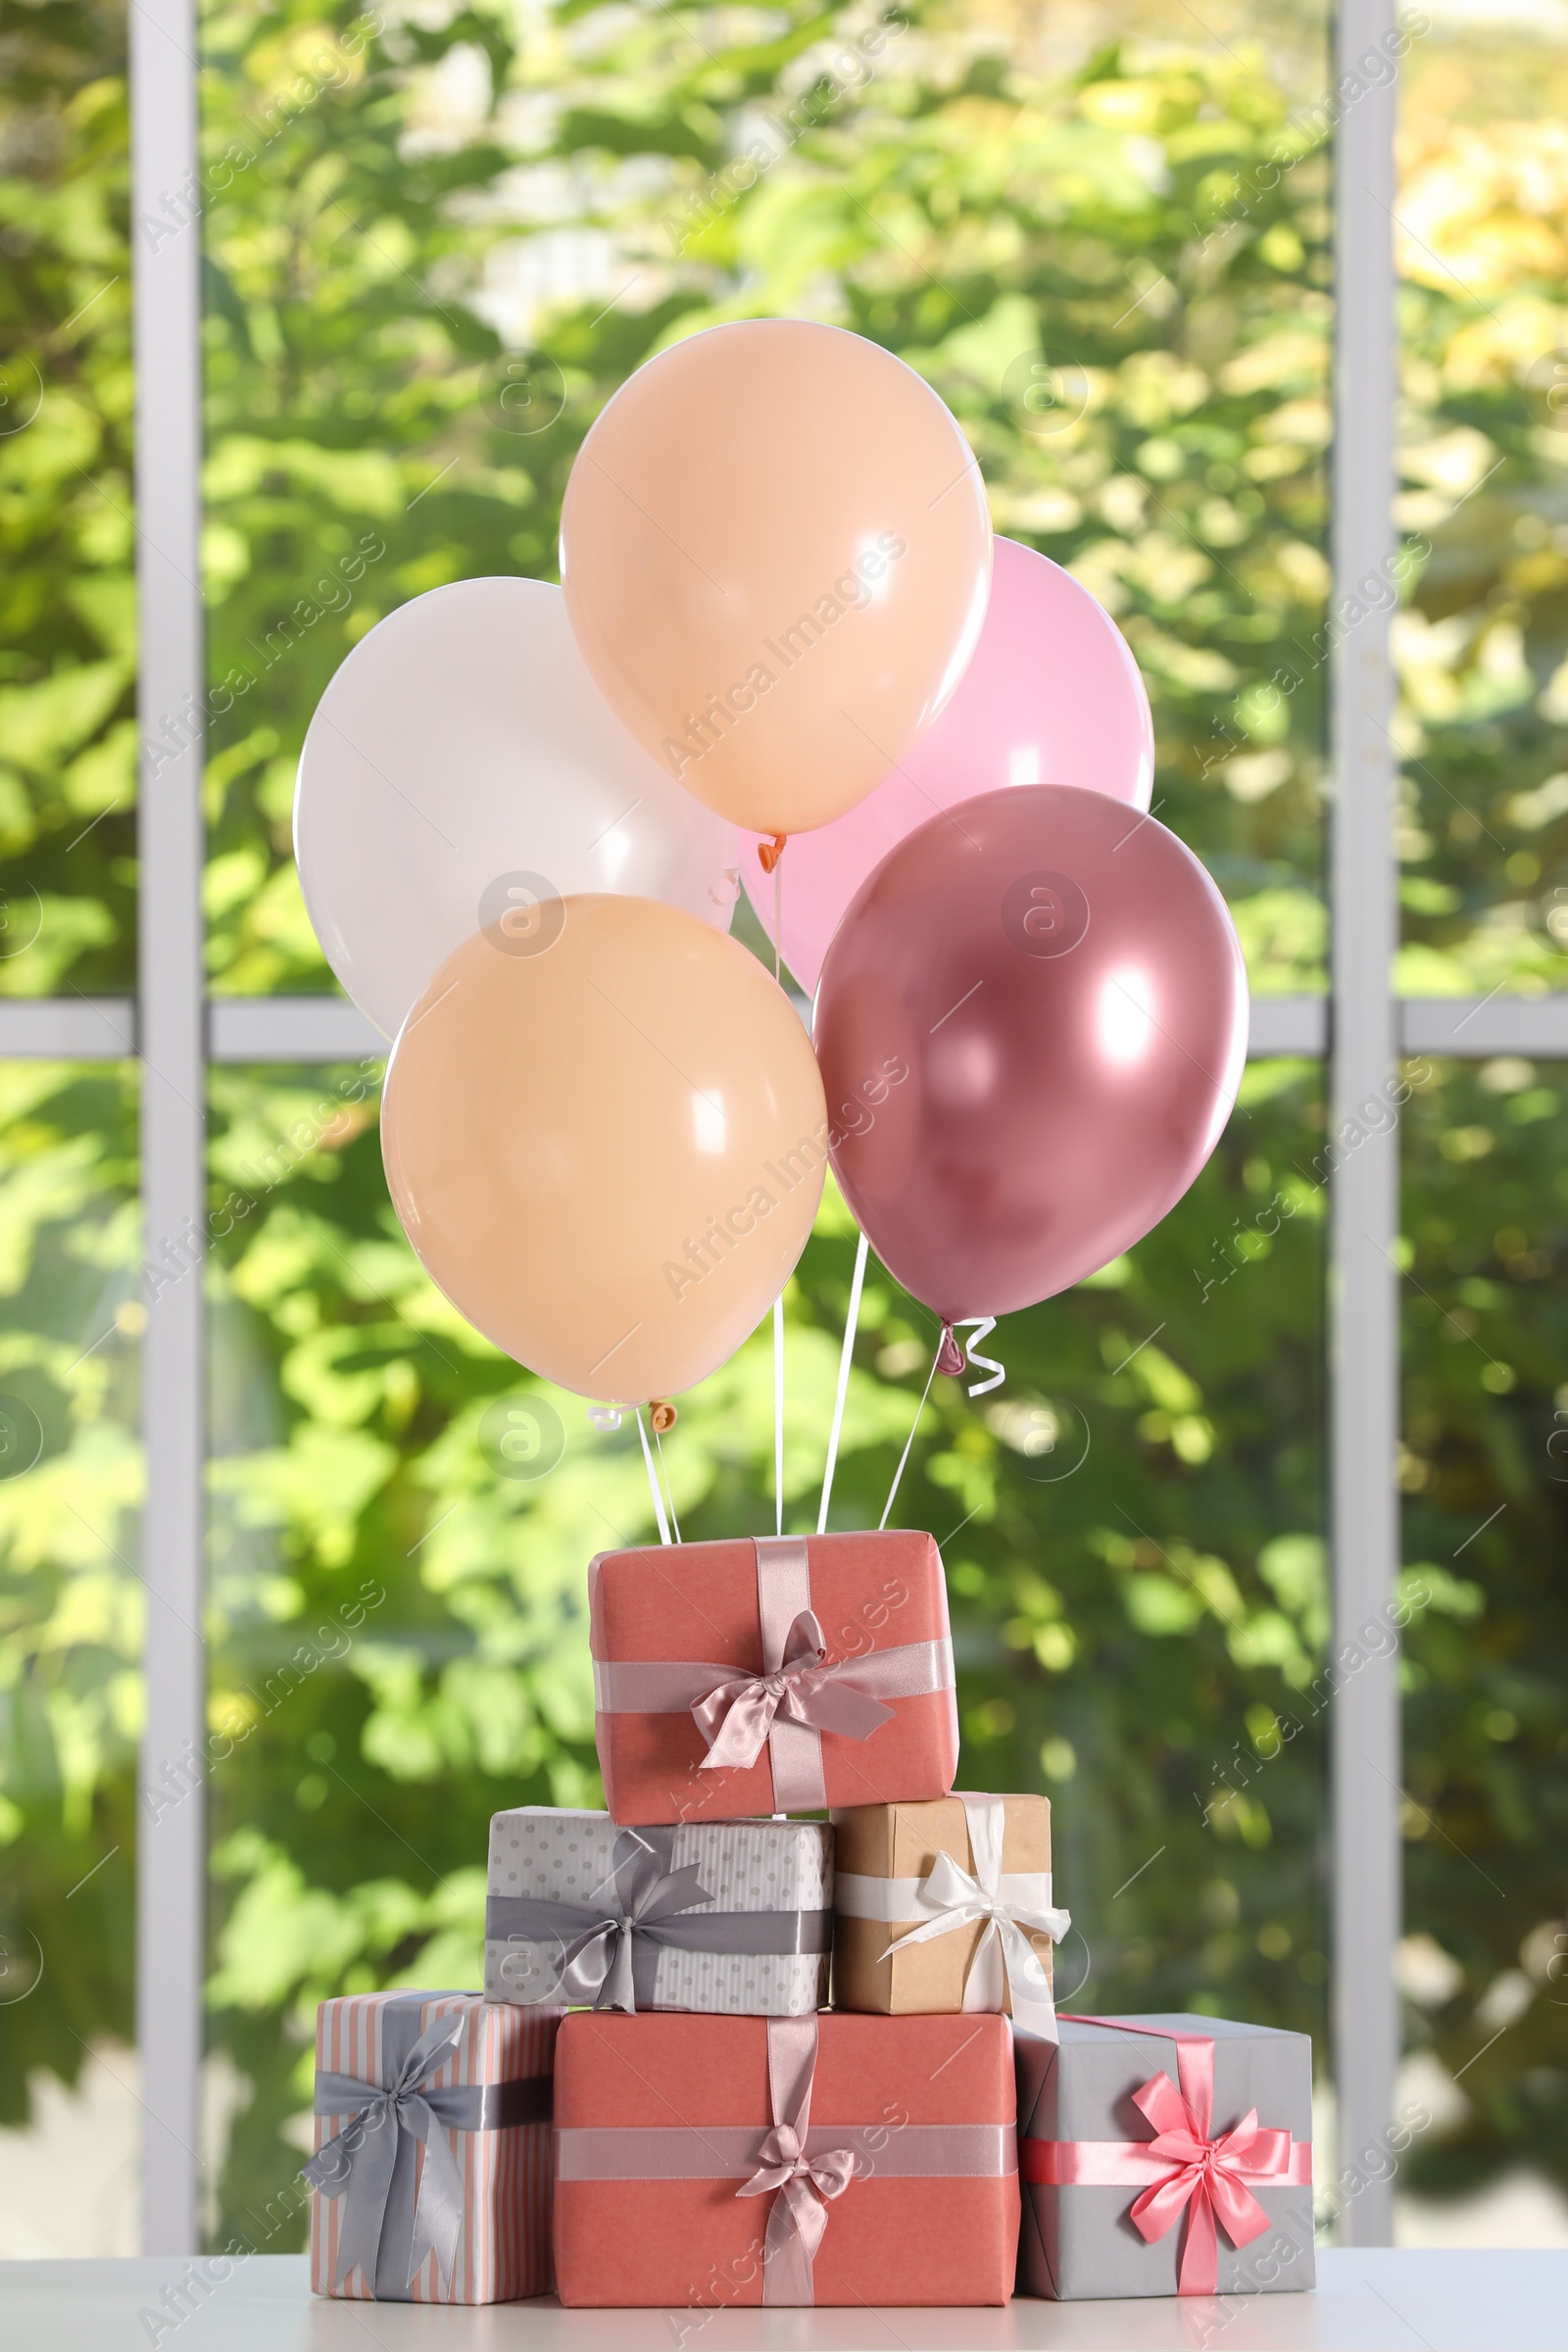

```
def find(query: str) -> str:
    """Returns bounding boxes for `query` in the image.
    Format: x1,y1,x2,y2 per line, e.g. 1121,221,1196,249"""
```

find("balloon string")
654,1423,682,1544
636,1407,671,1545
773,1293,786,1537
773,852,781,987
818,1228,869,1535
879,1340,941,1532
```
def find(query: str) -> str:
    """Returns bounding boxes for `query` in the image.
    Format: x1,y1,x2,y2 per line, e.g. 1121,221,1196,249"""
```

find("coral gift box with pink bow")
588,1530,958,1824
552,2009,1020,2307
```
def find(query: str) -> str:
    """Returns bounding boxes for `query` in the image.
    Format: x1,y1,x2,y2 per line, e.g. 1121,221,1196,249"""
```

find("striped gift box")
309,1990,558,2303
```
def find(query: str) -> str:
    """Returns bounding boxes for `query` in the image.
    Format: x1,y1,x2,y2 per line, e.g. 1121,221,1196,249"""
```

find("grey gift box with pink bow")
1016,2014,1315,2301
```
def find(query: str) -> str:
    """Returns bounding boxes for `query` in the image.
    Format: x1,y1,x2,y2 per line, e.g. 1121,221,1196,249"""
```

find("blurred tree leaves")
1396,31,1568,997
195,0,1334,999
0,0,134,995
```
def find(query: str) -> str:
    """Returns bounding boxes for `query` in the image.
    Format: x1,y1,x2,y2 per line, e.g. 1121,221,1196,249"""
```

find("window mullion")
130,0,207,2257
1329,0,1403,2244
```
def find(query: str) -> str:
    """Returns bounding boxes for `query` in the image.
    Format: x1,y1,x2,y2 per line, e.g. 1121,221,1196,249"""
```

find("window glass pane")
204,1057,1325,2239
1397,6,1568,995
200,0,1329,997
1397,1055,1568,2238
0,1060,140,2253
0,1,134,997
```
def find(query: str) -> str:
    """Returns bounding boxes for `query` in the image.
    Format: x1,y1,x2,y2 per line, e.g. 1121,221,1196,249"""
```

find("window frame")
0,0,1557,2253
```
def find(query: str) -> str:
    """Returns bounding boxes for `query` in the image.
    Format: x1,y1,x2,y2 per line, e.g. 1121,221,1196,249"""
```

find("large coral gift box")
552,2009,1019,2307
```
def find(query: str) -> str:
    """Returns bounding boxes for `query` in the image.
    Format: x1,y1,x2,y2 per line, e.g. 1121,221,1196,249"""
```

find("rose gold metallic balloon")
560,318,992,836
382,895,826,1400
812,785,1248,1322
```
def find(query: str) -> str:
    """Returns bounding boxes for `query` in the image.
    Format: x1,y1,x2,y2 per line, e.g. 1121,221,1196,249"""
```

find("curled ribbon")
506,1831,713,2012
736,2016,857,2305
881,1794,1069,2041
692,1604,895,1772
956,1316,1004,1398
303,2006,471,2297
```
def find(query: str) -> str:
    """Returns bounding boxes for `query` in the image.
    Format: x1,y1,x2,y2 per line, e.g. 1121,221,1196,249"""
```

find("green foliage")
193,0,1332,997
1395,31,1568,994
189,1051,1331,2243
0,1058,138,2120
0,0,135,995
1397,1054,1568,2195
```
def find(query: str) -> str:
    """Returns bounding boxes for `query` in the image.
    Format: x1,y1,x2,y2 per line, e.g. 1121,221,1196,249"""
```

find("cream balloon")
294,577,743,1039
380,896,828,1401
560,318,993,836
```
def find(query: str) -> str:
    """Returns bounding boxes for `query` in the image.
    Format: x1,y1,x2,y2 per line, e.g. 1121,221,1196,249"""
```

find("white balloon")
294,577,745,1037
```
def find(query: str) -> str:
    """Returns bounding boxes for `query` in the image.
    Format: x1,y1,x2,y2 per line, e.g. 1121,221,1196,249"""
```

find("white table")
2,2253,1563,2352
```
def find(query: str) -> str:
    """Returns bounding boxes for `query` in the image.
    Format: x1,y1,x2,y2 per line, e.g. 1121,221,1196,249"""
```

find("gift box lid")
1018,2013,1314,2144
833,1790,1050,1879
555,2007,1015,2130
486,1806,833,1904
588,1529,950,1664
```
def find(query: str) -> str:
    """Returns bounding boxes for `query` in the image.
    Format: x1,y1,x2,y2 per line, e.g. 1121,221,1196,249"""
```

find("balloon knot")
649,1398,678,1434
934,1325,966,1379
758,834,788,875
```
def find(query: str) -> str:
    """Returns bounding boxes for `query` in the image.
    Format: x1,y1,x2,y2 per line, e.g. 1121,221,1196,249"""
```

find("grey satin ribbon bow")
501,1830,714,2012
301,1997,549,2299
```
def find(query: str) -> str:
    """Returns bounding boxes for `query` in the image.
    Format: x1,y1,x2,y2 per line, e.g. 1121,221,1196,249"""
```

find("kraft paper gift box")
304,1990,559,2303
588,1528,958,1825
484,1806,832,2017
1016,2013,1315,2301
833,1791,1068,2036
552,2009,1019,2308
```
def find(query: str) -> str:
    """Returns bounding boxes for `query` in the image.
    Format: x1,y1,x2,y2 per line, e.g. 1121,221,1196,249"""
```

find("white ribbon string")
879,1338,940,1531
635,1407,671,1545
773,1294,786,1537
879,1794,1070,2041
956,1315,1004,1398
835,1869,1057,1924
653,1424,681,1544
817,1229,868,1535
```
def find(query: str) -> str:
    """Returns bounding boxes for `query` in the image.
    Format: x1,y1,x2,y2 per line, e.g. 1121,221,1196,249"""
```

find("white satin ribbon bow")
881,1793,1070,2042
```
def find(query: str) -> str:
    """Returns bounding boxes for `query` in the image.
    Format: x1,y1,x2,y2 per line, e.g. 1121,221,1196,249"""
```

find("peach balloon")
560,319,992,836
381,895,827,1401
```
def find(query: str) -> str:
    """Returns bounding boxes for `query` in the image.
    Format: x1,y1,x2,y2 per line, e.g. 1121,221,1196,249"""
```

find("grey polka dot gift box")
483,1805,832,2019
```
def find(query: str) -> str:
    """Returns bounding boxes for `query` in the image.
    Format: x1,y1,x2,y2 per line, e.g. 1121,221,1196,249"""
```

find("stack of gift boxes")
304,1531,1316,2308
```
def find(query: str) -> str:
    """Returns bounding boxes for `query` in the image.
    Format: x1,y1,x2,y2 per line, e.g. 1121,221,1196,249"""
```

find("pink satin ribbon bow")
1034,2016,1308,2296
736,2016,857,2305
1124,2068,1276,2293
691,1605,894,1772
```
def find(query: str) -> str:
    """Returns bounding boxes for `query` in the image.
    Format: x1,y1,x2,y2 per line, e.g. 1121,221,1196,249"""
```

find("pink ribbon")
1025,2016,1310,2296
689,1538,895,1807
735,2018,856,2306
692,1607,895,1772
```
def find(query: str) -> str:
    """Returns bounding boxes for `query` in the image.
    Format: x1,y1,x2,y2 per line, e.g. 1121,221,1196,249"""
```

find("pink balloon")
745,537,1153,993
813,785,1247,1332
